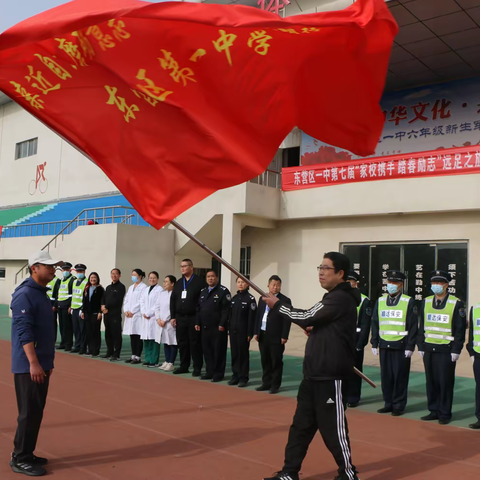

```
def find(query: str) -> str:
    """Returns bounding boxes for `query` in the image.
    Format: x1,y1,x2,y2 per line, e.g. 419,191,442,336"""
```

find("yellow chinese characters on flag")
0,0,397,229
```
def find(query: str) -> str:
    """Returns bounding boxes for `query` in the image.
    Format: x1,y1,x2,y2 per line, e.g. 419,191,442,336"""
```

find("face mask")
131,276,138,283
63,271,70,278
77,273,85,280
387,283,399,295
431,284,444,295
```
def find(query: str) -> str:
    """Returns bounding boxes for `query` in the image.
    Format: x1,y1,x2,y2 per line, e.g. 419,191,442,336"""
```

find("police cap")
62,262,72,270
74,263,87,271
347,270,360,282
386,270,406,282
430,270,451,283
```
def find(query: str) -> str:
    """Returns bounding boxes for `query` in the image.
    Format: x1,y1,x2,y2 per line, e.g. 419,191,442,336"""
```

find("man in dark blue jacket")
10,251,62,477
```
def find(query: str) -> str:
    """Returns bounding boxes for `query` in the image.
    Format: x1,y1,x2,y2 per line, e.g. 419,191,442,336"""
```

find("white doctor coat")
123,282,148,336
154,290,177,345
140,284,163,340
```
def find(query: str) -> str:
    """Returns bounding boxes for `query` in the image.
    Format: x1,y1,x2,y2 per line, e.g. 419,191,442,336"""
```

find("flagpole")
170,218,376,388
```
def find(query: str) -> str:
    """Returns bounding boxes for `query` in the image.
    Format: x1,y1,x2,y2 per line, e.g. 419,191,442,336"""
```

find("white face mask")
431,284,445,295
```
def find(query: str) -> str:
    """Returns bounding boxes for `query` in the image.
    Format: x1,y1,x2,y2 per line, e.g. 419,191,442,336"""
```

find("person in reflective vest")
70,263,89,354
467,303,480,429
345,270,372,408
56,262,75,351
371,270,417,416
418,270,466,425
46,275,61,342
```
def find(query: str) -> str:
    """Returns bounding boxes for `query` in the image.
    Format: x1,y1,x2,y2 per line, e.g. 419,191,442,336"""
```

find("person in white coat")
141,271,163,367
123,269,147,365
156,275,178,372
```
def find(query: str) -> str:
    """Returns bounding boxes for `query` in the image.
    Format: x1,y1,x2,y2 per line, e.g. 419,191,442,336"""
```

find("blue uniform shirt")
11,277,56,374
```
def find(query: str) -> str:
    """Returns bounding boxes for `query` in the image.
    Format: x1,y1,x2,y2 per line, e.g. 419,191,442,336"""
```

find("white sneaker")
159,362,168,370
164,363,175,372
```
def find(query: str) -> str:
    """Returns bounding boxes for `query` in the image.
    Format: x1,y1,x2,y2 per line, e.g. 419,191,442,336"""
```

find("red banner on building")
282,146,480,191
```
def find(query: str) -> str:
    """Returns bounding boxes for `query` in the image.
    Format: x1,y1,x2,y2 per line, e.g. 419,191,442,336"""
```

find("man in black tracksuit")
262,252,361,480
254,275,292,394
346,271,372,408
170,259,207,376
195,270,231,382
56,262,75,351
228,278,257,387
101,268,126,361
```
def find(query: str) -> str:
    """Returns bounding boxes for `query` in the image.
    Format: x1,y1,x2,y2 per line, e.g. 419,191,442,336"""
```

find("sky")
0,0,167,34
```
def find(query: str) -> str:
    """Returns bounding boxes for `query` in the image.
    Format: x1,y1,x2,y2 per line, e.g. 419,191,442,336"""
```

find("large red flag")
0,0,397,228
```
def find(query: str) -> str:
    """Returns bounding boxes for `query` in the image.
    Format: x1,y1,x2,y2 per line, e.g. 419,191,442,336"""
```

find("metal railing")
13,206,140,283
249,170,282,189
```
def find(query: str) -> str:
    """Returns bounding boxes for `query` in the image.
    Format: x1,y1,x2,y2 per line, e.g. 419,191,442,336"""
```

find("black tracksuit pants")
86,314,102,356
176,315,203,373
423,351,456,420
13,373,50,462
347,349,364,405
104,313,122,358
380,348,411,412
230,331,250,382
259,332,284,390
201,327,227,380
283,379,358,480
58,307,73,350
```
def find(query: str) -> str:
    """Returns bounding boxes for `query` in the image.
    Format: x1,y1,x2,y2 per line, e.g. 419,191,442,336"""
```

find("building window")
0,267,5,279
240,246,251,279
15,138,38,160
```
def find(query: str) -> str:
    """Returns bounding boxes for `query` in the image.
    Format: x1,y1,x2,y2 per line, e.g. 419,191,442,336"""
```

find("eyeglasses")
317,265,336,272
180,264,191,268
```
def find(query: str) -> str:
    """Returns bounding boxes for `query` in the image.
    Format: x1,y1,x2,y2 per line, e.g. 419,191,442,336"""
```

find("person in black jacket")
346,270,372,408
228,277,257,388
371,270,417,416
170,259,207,376
254,275,291,394
81,272,105,357
56,262,75,351
262,252,361,480
195,270,231,382
101,268,126,361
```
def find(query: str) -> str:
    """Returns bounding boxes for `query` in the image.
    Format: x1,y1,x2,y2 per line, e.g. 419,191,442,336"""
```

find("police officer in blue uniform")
195,269,231,382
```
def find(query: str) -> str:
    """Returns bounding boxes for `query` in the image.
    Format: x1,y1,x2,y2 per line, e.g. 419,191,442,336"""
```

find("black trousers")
202,327,227,380
347,349,365,405
259,333,285,390
474,357,480,421
130,334,143,357
176,315,203,372
423,351,456,420
230,331,250,382
104,313,122,358
86,314,102,356
71,309,87,352
58,307,73,350
13,373,50,462
283,379,358,480
380,348,411,412
52,307,58,343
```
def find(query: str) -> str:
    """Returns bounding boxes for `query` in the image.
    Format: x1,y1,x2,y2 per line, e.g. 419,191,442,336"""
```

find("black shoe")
201,375,213,380
256,385,271,392
131,359,141,365
469,420,480,429
238,381,248,388
348,402,359,408
392,410,404,417
211,377,223,383
421,413,438,421
11,454,48,466
64,348,72,352
228,378,239,386
78,351,86,355
192,371,201,377
148,364,158,368
110,357,119,362
263,471,299,480
101,354,111,359
269,388,280,395
439,418,451,425
56,345,65,350
125,359,133,363
9,460,46,476
91,354,99,358
83,353,92,357
377,407,393,414
173,368,189,375
70,349,80,353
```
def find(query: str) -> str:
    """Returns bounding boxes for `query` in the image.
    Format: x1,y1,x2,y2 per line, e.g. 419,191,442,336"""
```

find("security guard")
467,302,480,429
371,270,417,416
70,263,88,354
195,269,231,382
418,270,466,425
56,262,75,351
346,270,372,408
46,273,61,342
228,277,257,388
